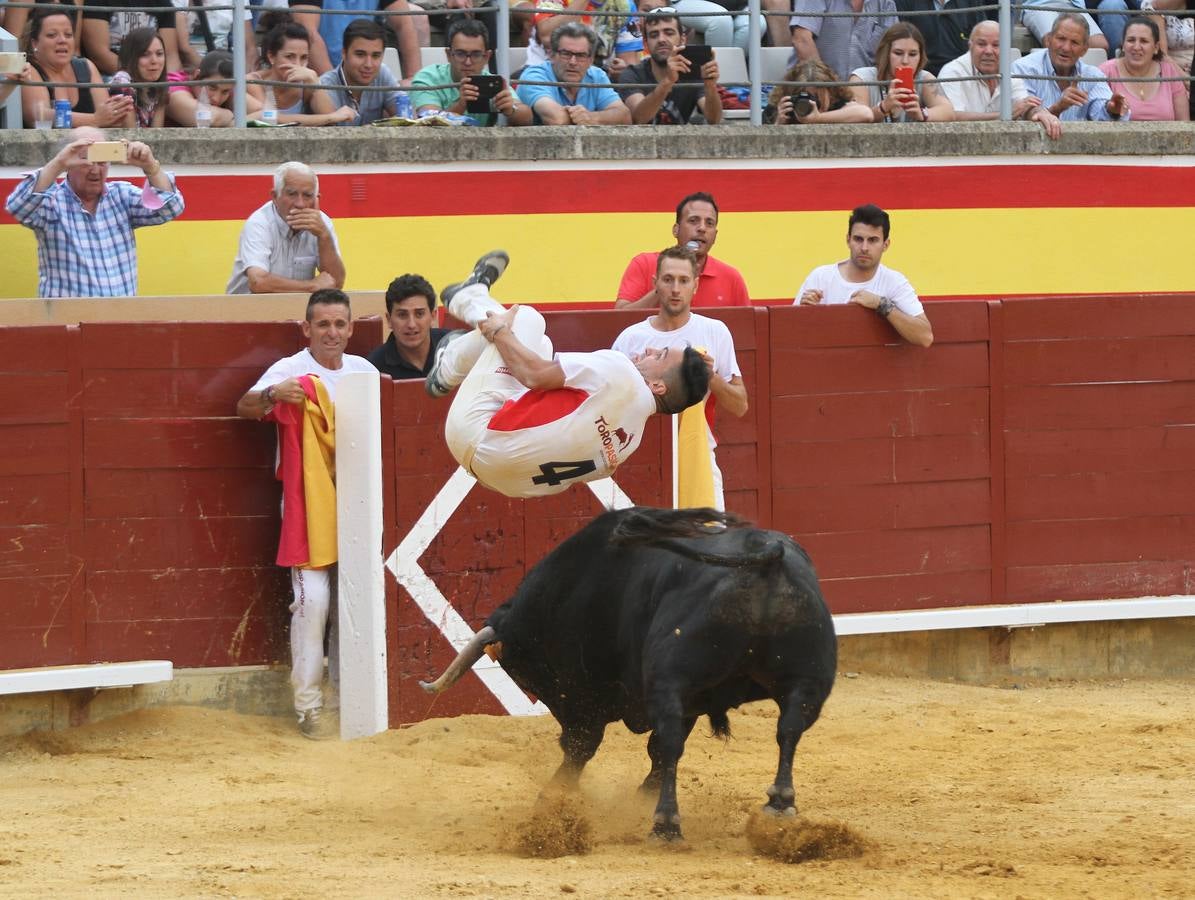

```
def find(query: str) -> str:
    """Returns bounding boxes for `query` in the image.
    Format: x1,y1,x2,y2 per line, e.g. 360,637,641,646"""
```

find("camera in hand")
793,90,816,119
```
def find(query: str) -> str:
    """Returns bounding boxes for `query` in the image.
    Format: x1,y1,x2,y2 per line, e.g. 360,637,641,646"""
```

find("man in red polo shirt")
614,191,751,309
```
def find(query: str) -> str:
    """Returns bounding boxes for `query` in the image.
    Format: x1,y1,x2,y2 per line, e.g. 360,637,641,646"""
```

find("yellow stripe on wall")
2,207,1191,302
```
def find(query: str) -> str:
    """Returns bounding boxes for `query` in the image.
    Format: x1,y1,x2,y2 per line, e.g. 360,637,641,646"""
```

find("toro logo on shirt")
594,416,633,467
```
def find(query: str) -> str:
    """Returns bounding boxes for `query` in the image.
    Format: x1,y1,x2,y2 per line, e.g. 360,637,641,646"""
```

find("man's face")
552,36,594,84
632,345,679,387
388,295,433,354
273,172,318,220
654,257,697,318
1047,20,1088,73
672,200,718,254
343,36,384,85
303,301,353,359
969,25,1000,75
449,34,491,80
66,128,108,202
847,223,889,271
644,18,683,65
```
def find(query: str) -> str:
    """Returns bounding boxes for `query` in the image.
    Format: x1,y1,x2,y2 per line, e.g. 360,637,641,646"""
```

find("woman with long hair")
766,59,874,124
112,27,168,127
1100,17,1190,120
166,49,264,127
247,22,354,126
849,22,954,122
20,5,130,127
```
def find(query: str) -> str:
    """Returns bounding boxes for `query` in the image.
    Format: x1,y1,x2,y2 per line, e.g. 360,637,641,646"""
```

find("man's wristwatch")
262,384,276,414
876,297,895,318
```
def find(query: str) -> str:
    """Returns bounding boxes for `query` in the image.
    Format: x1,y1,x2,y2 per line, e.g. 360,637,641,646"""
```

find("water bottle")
195,87,213,128
261,87,278,126
53,99,71,129
395,91,412,119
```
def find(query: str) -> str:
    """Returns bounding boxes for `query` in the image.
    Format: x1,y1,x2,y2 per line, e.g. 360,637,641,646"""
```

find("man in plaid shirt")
6,127,184,298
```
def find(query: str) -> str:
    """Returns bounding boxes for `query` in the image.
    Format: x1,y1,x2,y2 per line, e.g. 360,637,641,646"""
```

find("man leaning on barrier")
939,20,1062,138
316,19,404,125
515,21,632,124
617,6,723,125
410,18,532,125
1012,12,1129,123
5,128,184,299
227,162,347,295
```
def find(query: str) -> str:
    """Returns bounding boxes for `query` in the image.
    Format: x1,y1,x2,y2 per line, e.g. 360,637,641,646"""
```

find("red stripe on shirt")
487,387,590,431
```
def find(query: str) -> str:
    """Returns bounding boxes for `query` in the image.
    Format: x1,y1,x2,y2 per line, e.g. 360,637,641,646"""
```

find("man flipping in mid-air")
426,250,710,498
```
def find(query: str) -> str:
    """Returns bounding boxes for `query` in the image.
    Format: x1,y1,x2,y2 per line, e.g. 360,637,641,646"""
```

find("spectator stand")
1,25,19,129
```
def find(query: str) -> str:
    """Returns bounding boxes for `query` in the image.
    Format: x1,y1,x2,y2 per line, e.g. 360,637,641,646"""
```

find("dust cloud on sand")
2,676,1193,898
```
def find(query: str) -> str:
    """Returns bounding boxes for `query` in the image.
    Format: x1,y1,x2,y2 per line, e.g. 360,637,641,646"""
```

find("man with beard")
938,20,1061,138
617,7,722,125
367,273,457,380
5,127,183,298
795,204,933,347
317,19,404,126
515,21,632,124
613,246,747,510
411,18,531,125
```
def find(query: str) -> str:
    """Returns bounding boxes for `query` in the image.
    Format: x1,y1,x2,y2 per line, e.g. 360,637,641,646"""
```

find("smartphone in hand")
465,74,504,114
87,141,128,163
894,66,915,93
678,45,713,82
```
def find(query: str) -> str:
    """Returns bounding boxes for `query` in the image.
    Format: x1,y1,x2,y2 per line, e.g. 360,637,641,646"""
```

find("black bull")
420,507,837,841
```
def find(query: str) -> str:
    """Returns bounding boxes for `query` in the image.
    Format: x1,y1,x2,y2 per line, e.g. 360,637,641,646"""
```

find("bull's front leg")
549,719,606,788
640,716,696,795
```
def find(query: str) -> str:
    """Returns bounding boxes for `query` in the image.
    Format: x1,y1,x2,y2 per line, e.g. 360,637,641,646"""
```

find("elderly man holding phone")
5,127,183,298
618,7,723,125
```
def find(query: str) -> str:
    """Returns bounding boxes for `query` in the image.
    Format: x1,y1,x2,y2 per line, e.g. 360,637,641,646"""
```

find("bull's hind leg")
640,716,696,795
765,681,826,816
645,698,690,841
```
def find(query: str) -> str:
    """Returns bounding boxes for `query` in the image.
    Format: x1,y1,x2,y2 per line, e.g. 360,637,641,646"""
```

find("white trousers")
442,285,553,475
289,566,338,713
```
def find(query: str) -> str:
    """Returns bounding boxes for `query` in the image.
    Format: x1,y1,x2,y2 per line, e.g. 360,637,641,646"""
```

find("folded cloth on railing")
266,374,338,569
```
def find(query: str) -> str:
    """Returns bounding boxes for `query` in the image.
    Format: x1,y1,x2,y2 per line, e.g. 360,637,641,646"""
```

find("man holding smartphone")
5,128,183,298
410,19,532,126
617,7,722,125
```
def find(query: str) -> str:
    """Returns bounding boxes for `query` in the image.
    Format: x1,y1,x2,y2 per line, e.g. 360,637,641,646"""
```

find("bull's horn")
418,626,497,694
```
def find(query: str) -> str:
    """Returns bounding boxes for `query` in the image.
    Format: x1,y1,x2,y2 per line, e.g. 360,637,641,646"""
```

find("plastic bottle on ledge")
195,87,213,128
395,91,412,120
262,87,278,126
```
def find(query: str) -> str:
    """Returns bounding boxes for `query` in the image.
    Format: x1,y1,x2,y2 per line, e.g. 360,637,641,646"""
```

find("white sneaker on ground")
297,707,335,741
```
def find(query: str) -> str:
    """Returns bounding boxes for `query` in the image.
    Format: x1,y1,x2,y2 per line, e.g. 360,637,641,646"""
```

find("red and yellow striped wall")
2,157,1193,302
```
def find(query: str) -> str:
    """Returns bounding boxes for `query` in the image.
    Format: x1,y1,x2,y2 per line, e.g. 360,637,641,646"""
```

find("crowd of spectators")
1,0,1190,127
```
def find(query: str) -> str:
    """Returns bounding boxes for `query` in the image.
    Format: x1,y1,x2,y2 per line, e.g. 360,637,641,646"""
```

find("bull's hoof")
760,802,798,818
763,785,798,817
649,822,686,843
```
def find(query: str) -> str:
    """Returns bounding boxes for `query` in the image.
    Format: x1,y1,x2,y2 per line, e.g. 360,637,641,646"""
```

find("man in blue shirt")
1012,13,1129,123
516,21,632,124
317,19,403,124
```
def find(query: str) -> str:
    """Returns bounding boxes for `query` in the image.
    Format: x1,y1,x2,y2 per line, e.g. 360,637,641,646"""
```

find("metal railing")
2,0,1192,128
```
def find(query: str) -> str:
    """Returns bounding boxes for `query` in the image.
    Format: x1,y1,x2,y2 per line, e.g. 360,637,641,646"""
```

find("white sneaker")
297,707,335,741
424,328,469,398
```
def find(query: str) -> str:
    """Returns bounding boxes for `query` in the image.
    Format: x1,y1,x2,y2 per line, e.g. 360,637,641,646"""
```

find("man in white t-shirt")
425,250,711,499
235,289,376,740
613,246,748,510
795,204,934,347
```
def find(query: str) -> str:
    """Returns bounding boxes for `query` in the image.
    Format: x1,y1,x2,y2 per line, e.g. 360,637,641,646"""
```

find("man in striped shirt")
6,127,184,298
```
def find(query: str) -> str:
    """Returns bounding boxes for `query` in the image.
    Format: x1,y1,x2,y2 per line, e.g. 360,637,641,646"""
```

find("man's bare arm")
710,373,748,417
614,288,658,310
481,307,566,390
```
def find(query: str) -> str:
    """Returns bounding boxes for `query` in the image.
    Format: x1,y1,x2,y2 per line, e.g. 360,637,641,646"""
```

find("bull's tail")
708,709,731,739
610,508,783,569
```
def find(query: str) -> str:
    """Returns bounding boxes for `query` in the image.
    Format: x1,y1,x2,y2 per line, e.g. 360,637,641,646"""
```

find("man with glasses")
515,21,633,123
618,7,723,124
410,18,532,125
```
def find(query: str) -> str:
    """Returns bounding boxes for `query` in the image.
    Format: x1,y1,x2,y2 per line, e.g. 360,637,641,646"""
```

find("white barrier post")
335,372,388,740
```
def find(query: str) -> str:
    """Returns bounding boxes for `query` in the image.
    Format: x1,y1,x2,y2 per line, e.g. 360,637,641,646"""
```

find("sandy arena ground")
2,675,1193,898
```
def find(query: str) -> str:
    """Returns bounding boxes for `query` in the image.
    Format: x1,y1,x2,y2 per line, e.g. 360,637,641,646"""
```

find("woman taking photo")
20,5,130,128
766,60,874,124
849,22,954,122
247,22,355,127
1100,17,1190,121
111,27,168,128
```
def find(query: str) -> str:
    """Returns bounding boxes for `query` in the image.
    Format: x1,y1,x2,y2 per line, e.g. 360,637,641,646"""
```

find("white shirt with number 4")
795,262,924,317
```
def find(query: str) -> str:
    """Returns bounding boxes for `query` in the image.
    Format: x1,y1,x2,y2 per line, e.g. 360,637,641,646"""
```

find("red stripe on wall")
2,163,1192,224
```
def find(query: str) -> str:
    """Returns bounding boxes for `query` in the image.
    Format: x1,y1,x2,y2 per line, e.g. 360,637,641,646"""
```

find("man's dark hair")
342,18,386,52
307,288,351,320
675,191,719,223
385,274,436,314
659,346,710,415
447,17,490,49
848,203,890,240
643,7,681,31
656,244,699,276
